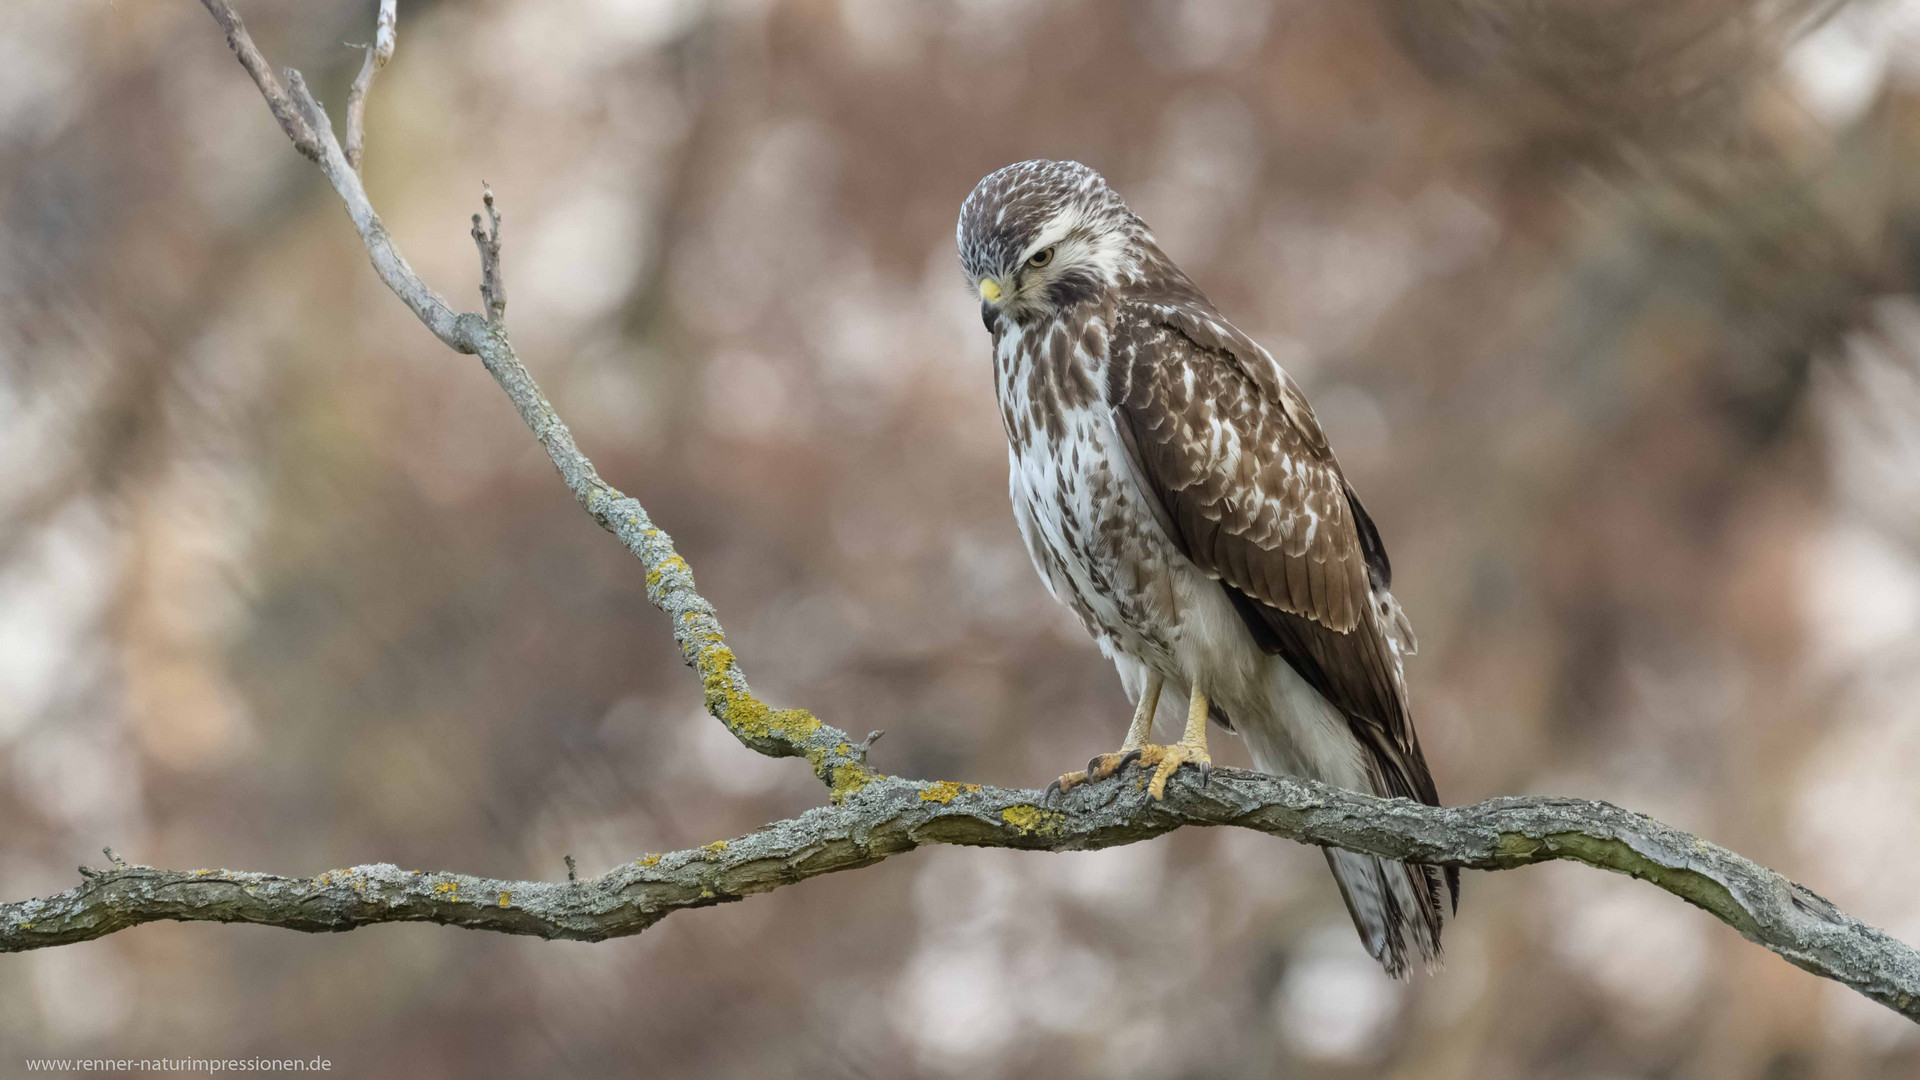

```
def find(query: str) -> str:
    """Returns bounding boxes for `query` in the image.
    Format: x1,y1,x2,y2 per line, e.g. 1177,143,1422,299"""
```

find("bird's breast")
995,317,1181,660
993,313,1110,452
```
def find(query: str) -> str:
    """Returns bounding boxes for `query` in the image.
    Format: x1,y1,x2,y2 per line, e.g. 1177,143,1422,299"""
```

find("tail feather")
1324,848,1445,978
1235,693,1448,977
1231,597,1455,977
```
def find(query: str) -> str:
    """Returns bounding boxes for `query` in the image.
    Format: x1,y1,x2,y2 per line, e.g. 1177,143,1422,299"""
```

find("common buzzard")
958,159,1454,975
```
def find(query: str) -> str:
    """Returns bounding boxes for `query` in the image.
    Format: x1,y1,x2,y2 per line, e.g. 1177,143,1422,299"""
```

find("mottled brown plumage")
960,160,1453,974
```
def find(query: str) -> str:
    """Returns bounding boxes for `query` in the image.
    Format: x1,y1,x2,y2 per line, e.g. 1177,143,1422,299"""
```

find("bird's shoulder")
1104,291,1374,631
1109,291,1331,460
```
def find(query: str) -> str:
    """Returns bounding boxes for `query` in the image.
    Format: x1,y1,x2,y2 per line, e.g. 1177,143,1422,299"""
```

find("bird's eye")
1027,246,1055,269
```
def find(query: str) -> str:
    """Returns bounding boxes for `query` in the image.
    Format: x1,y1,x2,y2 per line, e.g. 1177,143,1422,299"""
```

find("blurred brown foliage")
4,0,1920,1076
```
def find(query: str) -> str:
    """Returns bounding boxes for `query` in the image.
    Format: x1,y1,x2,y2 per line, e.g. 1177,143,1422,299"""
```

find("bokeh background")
5,0,1920,1076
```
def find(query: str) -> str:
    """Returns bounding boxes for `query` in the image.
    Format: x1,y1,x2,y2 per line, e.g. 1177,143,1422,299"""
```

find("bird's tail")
1241,725,1447,977
1321,847,1445,978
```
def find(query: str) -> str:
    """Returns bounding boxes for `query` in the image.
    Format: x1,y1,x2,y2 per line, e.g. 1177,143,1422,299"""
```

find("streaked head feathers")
957,160,1141,323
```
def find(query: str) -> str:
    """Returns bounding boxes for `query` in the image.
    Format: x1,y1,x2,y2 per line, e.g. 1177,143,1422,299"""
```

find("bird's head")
957,159,1139,333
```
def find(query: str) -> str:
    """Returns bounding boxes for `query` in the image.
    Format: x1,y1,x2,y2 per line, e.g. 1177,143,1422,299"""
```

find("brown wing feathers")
1109,310,1444,810
1114,324,1371,631
1111,307,1455,917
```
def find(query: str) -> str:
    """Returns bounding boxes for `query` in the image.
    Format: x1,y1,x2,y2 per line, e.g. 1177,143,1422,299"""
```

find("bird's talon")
1060,743,1212,801
1138,742,1212,801
1048,769,1090,800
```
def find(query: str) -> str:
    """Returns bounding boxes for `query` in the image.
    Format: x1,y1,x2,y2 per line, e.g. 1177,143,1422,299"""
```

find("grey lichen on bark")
6,773,1919,1021
15,0,1908,1028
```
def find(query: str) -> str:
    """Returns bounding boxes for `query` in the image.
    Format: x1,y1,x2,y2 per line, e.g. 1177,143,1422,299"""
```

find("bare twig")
105,0,1920,1026
470,185,506,325
278,68,466,348
344,0,397,173
195,0,321,161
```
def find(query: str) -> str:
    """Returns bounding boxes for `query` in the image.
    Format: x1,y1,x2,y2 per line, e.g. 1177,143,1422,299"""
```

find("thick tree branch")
6,774,1918,1020
24,0,1884,1027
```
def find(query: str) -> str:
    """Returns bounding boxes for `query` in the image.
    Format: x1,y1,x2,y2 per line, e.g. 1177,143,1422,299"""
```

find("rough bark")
6,773,1919,1020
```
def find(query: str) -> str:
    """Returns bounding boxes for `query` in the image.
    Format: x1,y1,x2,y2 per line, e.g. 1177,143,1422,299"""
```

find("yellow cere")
979,278,1002,303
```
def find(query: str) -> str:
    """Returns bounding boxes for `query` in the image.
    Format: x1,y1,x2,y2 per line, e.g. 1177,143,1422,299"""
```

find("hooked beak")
977,277,1004,332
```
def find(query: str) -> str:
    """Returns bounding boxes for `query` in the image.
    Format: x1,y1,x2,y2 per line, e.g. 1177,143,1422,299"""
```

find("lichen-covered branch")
108,0,1919,1027
6,773,1918,1021
196,0,877,797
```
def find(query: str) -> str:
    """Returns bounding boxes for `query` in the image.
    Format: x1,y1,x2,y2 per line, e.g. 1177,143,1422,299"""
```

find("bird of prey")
958,159,1454,975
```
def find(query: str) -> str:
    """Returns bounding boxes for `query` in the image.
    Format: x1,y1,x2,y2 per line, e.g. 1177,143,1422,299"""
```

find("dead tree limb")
7,773,1920,1021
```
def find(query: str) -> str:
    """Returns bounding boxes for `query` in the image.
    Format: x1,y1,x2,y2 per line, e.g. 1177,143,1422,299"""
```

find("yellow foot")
1045,742,1212,802
1047,749,1143,800
1132,741,1212,800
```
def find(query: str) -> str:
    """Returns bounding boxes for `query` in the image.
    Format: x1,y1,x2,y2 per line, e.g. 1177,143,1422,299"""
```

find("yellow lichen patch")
18,923,33,930
699,887,716,899
431,881,459,896
701,841,729,858
918,781,981,805
646,553,692,591
829,763,876,803
698,644,821,744
637,854,661,868
769,707,822,737
1001,805,1065,837
498,892,512,907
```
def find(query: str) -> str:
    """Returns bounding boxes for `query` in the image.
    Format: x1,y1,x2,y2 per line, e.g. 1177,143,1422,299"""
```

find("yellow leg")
1047,673,1163,799
1047,677,1211,802
1183,686,1209,744
1120,672,1163,751
1141,688,1213,800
